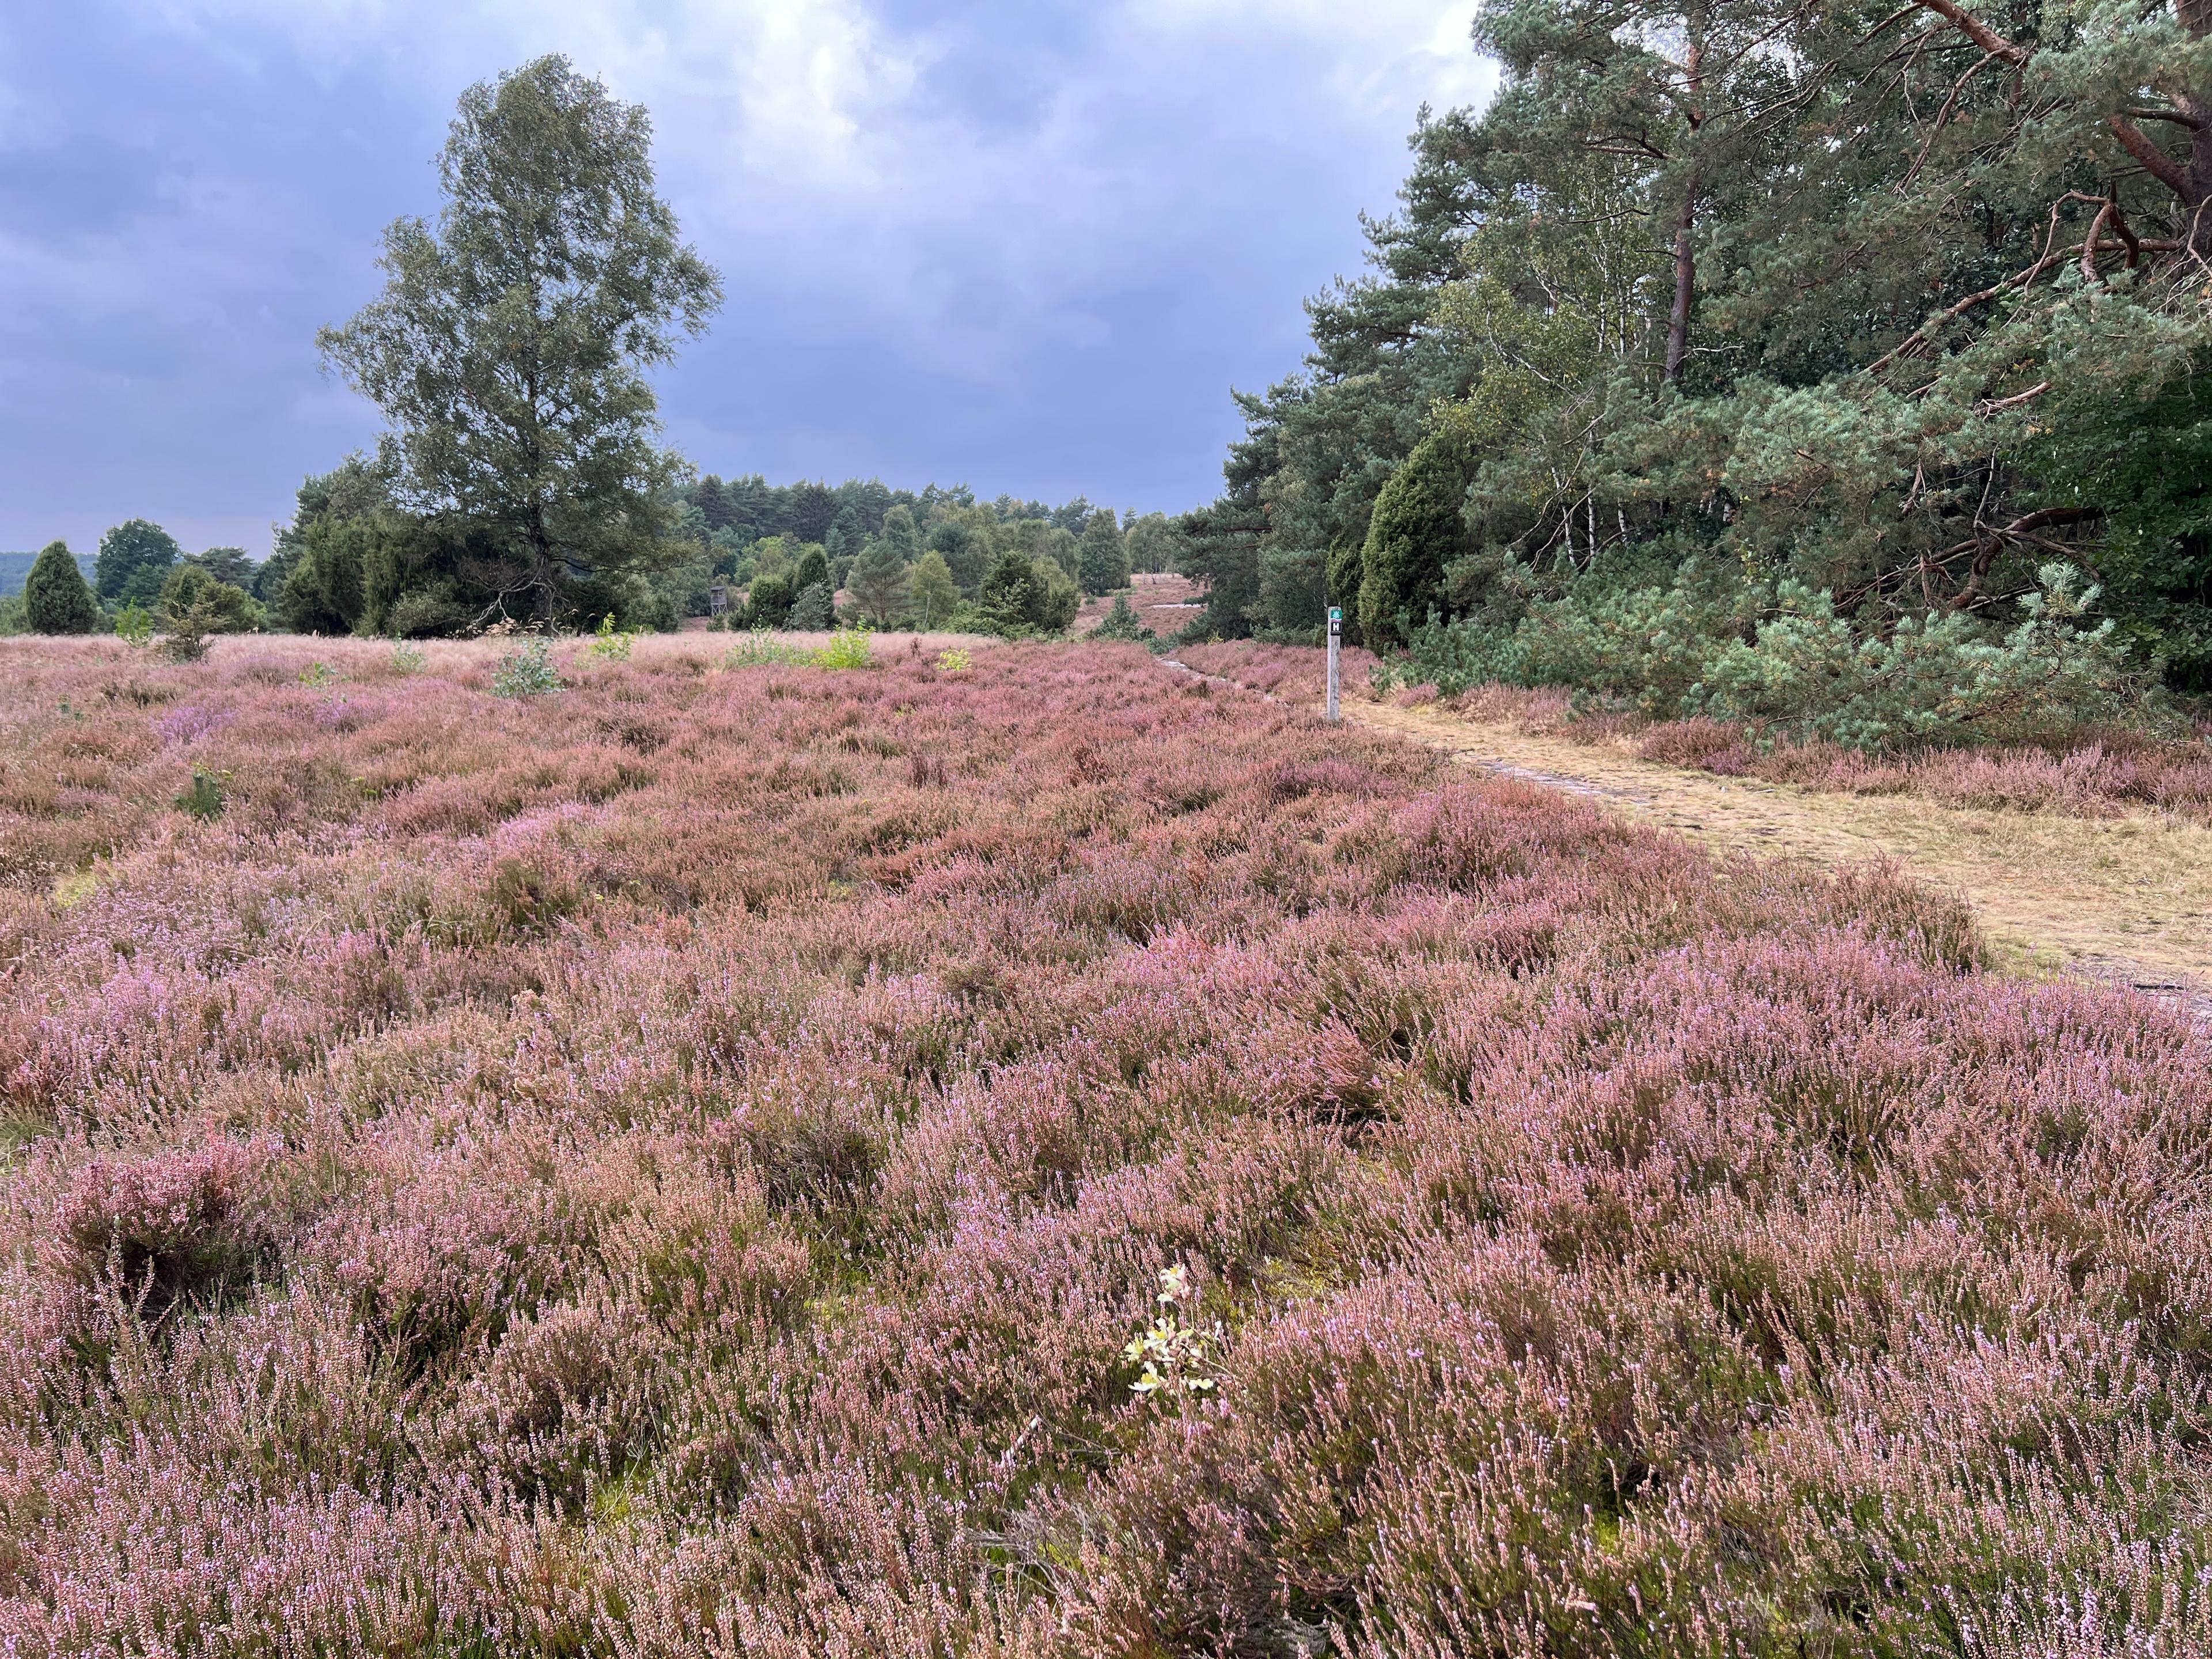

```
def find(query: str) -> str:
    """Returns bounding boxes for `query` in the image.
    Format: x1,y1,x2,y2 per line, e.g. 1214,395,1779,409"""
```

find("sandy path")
1168,658,2212,1007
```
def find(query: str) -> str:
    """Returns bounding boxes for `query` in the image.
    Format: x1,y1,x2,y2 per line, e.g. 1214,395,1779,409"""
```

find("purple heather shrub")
153,703,236,747
0,631,2204,1653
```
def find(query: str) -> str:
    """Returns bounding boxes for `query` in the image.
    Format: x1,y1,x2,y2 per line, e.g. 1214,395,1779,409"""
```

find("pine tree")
845,537,911,627
978,552,1039,635
786,581,834,631
927,518,987,594
789,483,837,544
878,504,921,565
24,541,99,634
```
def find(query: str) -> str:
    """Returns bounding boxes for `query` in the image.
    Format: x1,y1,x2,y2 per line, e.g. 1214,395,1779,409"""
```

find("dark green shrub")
977,551,1078,637
24,541,99,635
738,573,793,630
175,765,228,821
1091,594,1160,647
786,580,835,631
978,552,1039,635
158,565,262,635
1359,432,1475,649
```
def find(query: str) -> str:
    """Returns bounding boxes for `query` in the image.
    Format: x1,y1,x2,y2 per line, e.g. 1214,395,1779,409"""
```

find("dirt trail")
1171,658,2212,1006
1355,698,2212,1002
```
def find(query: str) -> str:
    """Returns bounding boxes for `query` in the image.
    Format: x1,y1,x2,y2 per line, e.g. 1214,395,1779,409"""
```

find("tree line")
0,522,267,641
1178,0,2211,738
676,477,1184,635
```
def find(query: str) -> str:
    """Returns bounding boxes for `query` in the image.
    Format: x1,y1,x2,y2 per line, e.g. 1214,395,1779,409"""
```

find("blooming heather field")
1178,641,2212,824
1,634,2210,1656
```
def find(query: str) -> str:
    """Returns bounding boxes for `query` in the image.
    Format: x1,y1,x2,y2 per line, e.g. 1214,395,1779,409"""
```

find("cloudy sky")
0,1,1494,557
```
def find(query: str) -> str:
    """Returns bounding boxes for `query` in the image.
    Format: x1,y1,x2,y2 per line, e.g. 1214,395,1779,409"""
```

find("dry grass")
1353,697,2212,993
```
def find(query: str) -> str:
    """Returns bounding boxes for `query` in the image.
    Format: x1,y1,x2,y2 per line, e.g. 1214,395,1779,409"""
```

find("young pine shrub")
173,763,228,821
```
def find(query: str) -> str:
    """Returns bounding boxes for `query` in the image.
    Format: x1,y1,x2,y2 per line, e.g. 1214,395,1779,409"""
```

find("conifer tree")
845,536,911,627
1359,432,1474,647
878,504,921,565
926,519,986,596
24,541,99,634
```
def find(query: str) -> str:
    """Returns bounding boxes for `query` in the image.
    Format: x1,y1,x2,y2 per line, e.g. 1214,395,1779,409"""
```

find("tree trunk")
1665,180,1699,384
528,514,560,626
1664,22,1706,386
2184,0,2212,254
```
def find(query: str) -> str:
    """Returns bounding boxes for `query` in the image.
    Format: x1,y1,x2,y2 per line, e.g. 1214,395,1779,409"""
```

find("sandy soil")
1170,658,2212,1009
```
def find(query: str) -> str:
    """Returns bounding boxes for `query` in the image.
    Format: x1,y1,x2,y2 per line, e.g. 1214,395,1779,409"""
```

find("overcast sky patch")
0,0,1494,555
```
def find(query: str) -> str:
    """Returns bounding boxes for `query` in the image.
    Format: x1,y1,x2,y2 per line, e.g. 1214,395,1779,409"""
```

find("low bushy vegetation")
1386,566,2173,752
0,632,2207,1653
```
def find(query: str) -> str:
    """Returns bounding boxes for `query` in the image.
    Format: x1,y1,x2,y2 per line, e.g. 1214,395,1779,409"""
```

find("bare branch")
2080,199,2116,281
1865,2,1925,41
1866,209,2073,375
1902,49,2002,190
1979,381,2050,411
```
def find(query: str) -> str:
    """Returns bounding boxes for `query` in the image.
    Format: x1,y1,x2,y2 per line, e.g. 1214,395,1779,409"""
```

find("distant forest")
0,473,1186,641
259,465,1184,639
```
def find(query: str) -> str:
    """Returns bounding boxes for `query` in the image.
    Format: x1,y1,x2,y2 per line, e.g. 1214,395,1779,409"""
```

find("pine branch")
1910,0,2029,66
2104,113,2193,199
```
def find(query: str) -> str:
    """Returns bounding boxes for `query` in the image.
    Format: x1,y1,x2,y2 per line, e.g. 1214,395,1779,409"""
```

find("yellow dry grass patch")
1344,697,2212,997
51,869,100,910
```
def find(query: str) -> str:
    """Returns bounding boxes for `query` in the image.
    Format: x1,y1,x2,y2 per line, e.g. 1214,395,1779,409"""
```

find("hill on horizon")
0,550,96,597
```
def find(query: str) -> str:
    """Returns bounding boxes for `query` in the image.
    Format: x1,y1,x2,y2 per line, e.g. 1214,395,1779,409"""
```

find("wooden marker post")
1326,607,1342,722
